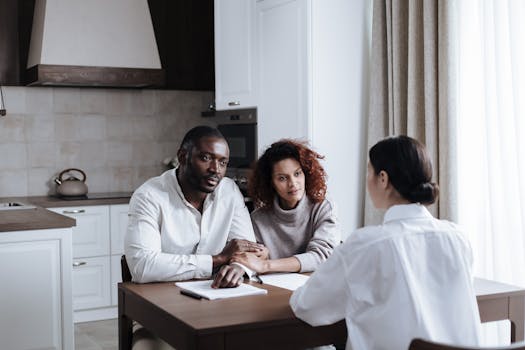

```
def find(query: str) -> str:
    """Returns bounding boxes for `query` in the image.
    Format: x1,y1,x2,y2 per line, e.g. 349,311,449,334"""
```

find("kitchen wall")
0,87,214,197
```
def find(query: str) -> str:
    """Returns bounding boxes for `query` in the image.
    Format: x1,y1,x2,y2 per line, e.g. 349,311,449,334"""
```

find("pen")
180,289,203,300
253,274,263,284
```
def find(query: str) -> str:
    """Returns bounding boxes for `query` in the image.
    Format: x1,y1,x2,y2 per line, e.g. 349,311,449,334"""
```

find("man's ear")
177,149,187,166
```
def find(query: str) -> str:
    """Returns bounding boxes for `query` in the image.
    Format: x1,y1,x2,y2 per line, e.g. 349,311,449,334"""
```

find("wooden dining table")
118,277,525,350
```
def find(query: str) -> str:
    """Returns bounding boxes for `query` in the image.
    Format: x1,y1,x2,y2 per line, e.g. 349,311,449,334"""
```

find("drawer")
72,256,111,310
48,206,110,258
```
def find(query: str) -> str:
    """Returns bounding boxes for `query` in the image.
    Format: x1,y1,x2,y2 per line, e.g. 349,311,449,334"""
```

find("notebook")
175,280,268,300
258,273,310,291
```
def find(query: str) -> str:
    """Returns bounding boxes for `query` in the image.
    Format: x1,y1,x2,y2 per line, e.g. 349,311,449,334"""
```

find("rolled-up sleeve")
124,192,213,283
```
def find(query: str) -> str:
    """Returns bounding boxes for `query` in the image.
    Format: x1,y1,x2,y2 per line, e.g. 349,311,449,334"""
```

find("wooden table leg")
509,295,525,342
119,287,133,350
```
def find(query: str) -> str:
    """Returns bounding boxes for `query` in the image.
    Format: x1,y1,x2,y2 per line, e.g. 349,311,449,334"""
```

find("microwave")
203,108,257,193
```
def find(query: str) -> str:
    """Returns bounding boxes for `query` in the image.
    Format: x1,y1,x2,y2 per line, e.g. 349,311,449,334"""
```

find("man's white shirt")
125,168,255,283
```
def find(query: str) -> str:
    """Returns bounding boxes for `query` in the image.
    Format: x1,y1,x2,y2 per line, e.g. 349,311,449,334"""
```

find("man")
125,125,265,288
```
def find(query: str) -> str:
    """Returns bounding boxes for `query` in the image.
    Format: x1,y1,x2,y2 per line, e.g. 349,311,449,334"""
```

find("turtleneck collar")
272,194,309,222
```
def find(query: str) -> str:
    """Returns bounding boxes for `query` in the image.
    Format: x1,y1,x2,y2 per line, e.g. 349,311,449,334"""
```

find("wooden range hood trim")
26,64,166,88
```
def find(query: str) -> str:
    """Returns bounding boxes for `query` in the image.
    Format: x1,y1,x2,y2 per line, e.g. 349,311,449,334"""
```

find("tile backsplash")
0,87,214,196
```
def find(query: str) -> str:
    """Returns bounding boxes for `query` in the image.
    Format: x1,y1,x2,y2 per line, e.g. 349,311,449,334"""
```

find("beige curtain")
364,0,458,225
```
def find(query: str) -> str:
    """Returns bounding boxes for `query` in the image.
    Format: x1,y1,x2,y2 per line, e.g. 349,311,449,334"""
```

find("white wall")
310,0,370,238
257,0,371,238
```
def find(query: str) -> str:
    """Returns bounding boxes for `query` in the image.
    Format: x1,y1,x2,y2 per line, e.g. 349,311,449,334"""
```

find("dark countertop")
0,192,132,233
0,206,76,232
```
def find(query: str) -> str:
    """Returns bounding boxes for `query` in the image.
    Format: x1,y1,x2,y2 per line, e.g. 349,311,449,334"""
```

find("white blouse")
125,169,255,283
290,204,481,350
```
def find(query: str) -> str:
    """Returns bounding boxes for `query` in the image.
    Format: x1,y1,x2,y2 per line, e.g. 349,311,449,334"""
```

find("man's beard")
186,162,221,193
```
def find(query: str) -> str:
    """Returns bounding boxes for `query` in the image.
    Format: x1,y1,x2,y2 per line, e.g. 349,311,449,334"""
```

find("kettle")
54,168,89,197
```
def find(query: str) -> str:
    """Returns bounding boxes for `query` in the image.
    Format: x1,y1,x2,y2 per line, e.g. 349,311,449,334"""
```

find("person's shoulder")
342,225,388,252
132,170,174,200
309,196,338,220
215,176,243,201
250,206,270,221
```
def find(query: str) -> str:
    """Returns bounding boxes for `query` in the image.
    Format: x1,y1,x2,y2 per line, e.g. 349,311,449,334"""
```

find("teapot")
54,168,89,197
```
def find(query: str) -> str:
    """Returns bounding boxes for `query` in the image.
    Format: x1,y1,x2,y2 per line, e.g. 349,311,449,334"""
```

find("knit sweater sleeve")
294,199,341,272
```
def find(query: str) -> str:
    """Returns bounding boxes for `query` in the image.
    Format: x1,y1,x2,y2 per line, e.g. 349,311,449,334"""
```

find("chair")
121,254,132,282
409,339,525,350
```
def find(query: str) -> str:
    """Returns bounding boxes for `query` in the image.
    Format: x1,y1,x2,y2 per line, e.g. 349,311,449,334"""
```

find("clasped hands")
211,239,269,288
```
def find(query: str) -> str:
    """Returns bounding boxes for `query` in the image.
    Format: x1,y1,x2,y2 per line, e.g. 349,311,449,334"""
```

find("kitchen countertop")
0,192,132,233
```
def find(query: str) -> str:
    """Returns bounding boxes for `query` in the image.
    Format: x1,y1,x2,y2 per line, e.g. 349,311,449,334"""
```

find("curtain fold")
365,0,457,224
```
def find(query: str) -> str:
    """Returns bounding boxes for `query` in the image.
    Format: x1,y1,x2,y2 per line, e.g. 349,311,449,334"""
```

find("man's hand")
212,239,266,269
211,264,245,288
230,252,269,274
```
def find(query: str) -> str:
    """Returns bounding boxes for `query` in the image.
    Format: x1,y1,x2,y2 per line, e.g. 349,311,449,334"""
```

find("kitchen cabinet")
49,203,129,322
0,227,74,350
214,0,258,110
148,0,214,90
256,0,310,150
0,0,34,85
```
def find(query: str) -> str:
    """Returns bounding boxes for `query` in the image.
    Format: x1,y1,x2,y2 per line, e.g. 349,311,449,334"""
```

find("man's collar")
383,203,433,224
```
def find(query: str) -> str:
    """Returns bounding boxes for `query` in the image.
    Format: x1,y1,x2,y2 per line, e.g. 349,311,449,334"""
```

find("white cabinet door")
110,204,129,255
256,0,311,152
49,205,110,258
72,256,111,310
0,228,73,350
215,0,257,110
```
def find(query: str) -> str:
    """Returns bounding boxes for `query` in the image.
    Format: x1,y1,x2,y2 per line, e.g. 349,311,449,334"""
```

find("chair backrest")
409,339,525,350
121,255,132,282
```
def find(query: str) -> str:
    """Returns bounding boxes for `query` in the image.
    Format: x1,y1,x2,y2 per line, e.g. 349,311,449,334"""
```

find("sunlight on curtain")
456,0,525,345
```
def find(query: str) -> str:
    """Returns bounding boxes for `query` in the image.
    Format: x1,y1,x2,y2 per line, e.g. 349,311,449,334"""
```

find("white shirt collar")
383,203,433,224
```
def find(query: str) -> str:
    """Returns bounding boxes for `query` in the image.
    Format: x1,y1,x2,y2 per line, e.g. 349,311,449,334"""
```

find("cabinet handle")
63,209,85,214
73,261,87,267
228,101,240,106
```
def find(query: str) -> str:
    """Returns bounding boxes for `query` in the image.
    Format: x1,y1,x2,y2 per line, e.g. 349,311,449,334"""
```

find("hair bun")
406,182,439,204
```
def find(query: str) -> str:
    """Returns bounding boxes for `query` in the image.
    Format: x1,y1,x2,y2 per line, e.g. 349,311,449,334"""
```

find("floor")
75,319,118,350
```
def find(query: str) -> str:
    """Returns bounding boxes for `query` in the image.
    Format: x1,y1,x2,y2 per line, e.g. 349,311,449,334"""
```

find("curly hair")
248,139,327,210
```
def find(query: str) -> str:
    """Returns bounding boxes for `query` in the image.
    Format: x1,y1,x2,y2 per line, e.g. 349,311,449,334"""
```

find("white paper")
258,273,310,291
175,280,267,300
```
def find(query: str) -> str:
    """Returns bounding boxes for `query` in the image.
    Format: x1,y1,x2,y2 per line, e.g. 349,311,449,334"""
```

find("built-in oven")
203,108,257,199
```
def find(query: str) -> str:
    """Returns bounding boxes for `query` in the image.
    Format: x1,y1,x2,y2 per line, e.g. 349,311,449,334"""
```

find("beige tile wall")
0,87,215,196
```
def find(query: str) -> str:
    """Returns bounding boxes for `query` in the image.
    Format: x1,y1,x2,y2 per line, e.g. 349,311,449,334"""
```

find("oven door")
218,123,257,168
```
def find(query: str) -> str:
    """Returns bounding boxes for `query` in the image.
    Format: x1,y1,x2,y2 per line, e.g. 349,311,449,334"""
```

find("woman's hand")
213,239,266,269
254,245,270,260
231,252,269,274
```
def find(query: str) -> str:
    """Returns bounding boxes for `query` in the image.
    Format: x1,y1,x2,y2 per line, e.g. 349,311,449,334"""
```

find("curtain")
365,0,457,225
456,0,525,345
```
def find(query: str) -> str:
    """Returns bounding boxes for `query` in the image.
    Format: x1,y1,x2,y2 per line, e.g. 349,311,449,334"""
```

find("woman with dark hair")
290,136,481,350
230,139,340,274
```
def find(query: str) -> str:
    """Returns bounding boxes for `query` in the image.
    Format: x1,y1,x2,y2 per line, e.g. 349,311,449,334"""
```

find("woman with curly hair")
231,139,341,274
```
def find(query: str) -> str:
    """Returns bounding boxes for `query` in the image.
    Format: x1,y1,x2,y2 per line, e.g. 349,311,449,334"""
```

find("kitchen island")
0,193,132,349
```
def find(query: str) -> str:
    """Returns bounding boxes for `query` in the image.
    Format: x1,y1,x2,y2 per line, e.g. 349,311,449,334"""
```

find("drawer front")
72,256,111,310
49,206,110,258
110,204,129,255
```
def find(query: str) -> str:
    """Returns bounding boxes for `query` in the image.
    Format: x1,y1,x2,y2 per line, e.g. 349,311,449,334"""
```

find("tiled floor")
75,319,118,350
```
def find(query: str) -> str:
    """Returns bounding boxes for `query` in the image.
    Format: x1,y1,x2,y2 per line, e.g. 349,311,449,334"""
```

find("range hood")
26,0,165,88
